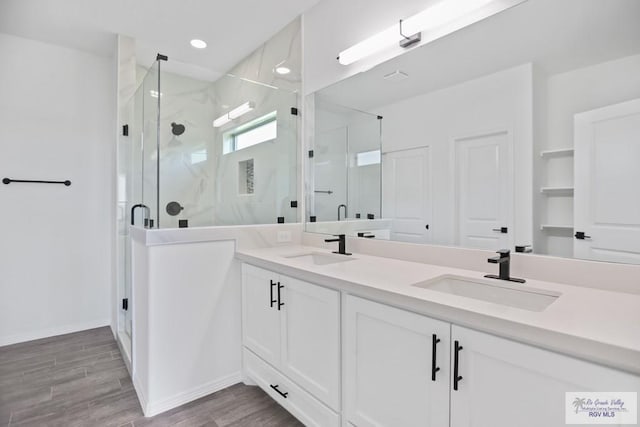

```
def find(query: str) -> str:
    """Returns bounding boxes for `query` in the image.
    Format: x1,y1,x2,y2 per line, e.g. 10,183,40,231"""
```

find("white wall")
376,64,533,248
130,223,303,415
0,33,115,345
133,238,242,416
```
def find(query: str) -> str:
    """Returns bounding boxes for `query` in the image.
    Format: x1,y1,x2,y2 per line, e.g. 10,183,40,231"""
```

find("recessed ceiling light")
275,66,291,75
190,39,207,49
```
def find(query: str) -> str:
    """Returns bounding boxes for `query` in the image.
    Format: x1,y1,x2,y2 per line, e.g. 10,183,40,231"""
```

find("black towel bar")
2,178,71,186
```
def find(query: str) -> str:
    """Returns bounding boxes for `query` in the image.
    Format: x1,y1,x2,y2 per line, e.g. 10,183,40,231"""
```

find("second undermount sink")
412,275,561,312
284,251,356,266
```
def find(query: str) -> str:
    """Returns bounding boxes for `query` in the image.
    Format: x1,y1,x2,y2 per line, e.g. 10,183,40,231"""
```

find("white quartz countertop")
236,245,640,376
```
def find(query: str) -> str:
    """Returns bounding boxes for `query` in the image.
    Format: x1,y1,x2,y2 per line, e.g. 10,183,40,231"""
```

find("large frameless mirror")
305,0,640,265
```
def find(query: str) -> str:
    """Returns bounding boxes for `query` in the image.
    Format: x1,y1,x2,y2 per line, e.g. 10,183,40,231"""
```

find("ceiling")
317,0,640,111
0,0,320,80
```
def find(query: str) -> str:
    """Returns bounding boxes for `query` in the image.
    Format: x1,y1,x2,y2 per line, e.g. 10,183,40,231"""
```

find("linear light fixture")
337,0,526,65
228,101,255,119
213,101,255,128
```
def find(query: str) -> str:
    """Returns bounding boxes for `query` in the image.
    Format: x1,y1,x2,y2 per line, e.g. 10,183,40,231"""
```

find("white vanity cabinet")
450,325,640,427
243,263,640,427
344,296,640,427
242,264,282,367
344,295,451,427
242,264,341,424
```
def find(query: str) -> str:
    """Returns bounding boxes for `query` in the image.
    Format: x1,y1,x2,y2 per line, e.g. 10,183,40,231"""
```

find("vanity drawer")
243,347,340,427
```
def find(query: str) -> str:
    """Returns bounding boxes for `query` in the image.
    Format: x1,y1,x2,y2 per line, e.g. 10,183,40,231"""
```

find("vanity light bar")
337,0,527,66
213,101,256,128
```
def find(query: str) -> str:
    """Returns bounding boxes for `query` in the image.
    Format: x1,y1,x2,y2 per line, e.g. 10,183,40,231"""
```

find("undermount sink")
412,275,561,312
284,251,356,266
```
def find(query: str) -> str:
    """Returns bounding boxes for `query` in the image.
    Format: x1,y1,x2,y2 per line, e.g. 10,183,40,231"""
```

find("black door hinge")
122,124,129,136
290,107,298,116
122,298,128,311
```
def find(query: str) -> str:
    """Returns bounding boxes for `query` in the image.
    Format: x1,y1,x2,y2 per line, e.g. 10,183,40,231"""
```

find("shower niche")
238,159,255,195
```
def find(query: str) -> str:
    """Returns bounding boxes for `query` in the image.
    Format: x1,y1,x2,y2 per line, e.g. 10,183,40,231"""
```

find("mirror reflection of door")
455,130,513,250
383,147,432,243
574,98,640,264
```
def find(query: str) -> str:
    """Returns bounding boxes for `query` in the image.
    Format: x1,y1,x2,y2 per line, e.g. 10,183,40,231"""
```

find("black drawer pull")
270,280,277,308
453,340,463,391
277,283,284,310
431,334,441,381
270,384,288,398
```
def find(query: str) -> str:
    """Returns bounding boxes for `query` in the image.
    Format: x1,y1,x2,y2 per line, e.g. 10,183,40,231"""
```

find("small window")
224,111,277,154
356,150,381,166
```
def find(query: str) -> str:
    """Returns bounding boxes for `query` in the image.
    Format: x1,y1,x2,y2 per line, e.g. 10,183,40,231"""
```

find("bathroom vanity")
238,246,640,427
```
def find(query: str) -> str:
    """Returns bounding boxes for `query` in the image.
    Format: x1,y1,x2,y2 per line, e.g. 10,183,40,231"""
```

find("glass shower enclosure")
116,55,299,353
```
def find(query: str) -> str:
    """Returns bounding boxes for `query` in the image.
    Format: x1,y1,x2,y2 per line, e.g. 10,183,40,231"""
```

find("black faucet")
484,249,525,283
325,234,351,255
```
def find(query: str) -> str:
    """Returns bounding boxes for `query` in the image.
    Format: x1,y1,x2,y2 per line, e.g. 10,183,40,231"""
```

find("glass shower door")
116,61,160,355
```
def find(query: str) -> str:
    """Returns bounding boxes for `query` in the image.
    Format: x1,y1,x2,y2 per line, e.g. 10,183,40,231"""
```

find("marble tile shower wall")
155,72,217,228
145,17,301,229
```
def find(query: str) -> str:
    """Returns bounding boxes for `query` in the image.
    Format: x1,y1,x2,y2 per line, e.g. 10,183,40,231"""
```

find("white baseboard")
133,374,149,416
0,319,111,347
135,371,242,417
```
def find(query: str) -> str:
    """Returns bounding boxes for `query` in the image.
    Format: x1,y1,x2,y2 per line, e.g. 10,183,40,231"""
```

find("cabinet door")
450,325,640,427
280,276,341,411
242,264,281,367
345,295,450,427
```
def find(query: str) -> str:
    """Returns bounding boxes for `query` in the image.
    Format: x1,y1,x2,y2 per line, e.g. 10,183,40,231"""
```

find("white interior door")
382,147,432,243
574,99,640,264
455,131,512,250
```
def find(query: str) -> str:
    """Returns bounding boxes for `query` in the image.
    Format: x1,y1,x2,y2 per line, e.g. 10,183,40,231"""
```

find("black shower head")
171,122,186,136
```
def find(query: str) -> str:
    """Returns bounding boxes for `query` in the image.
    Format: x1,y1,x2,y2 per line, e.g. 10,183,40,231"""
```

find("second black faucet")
484,249,525,283
325,234,351,255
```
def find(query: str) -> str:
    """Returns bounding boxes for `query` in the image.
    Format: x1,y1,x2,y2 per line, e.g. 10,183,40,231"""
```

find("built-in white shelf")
540,224,574,231
540,148,574,158
540,186,574,196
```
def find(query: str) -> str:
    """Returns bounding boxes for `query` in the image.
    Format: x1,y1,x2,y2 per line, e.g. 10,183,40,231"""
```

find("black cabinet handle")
574,231,591,240
270,384,288,398
277,283,284,310
453,340,463,391
431,334,441,381
270,280,277,308
492,227,508,233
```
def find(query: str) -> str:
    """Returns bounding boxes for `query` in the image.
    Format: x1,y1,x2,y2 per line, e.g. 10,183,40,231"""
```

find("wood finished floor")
0,327,302,427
